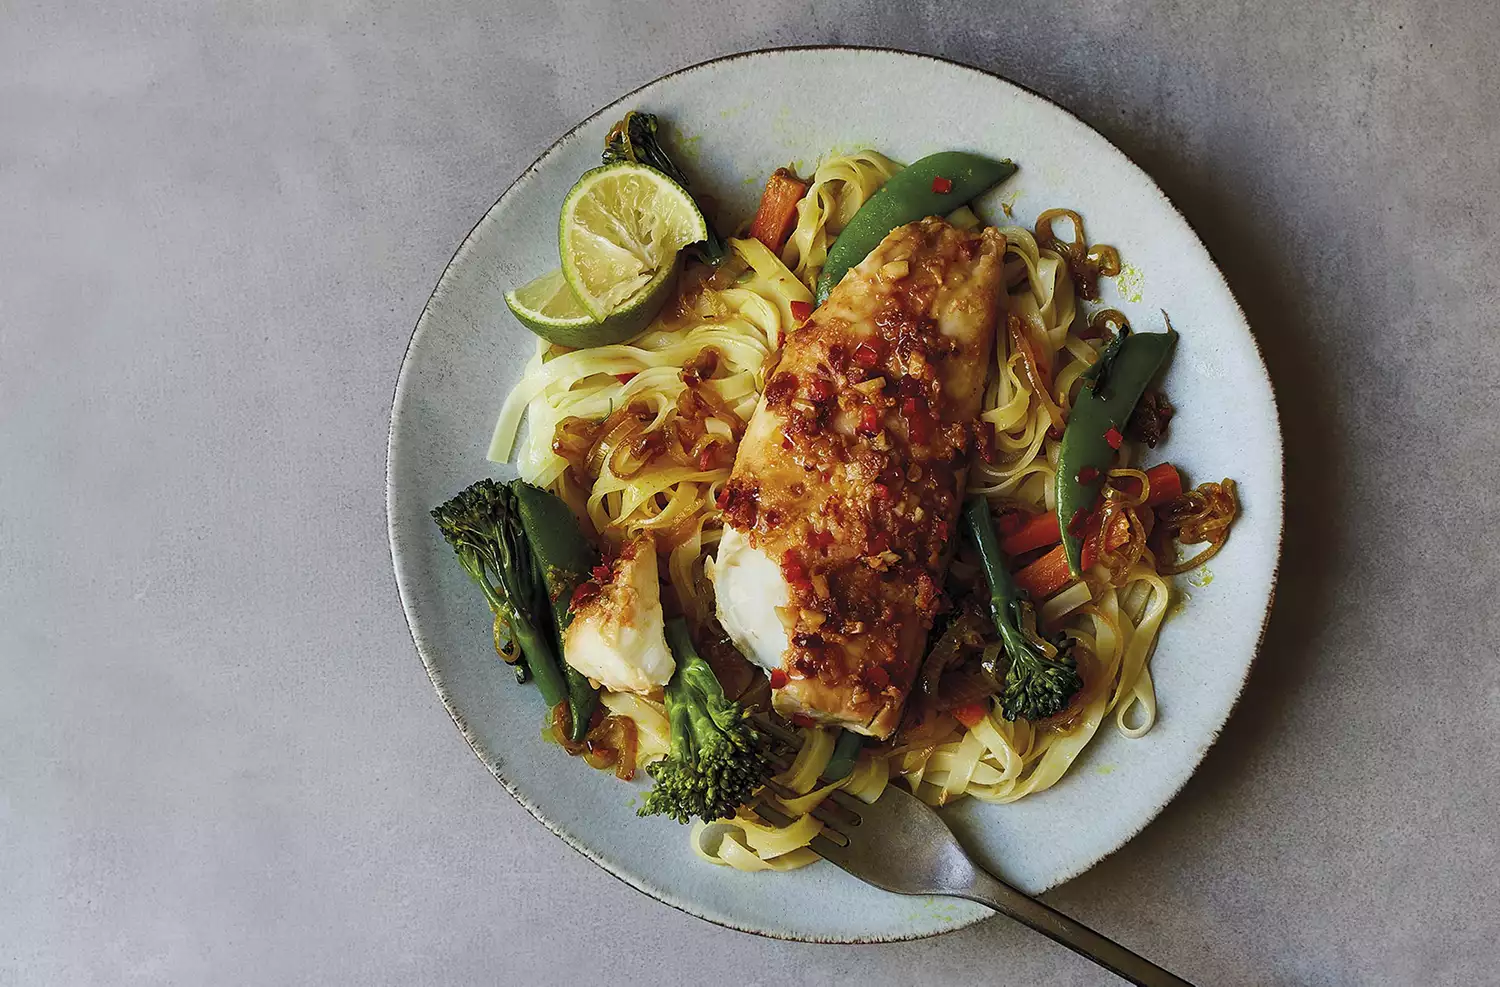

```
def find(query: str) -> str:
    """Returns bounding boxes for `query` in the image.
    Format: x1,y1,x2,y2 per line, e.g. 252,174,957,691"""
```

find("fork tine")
758,777,863,829
752,716,876,821
751,713,799,746
747,797,854,858
763,748,794,773
823,786,873,817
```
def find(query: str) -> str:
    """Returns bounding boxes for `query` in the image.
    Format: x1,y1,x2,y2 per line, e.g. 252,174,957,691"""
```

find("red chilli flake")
871,482,891,501
858,404,881,436
615,372,637,384
790,712,816,728
852,340,882,369
769,668,789,690
1067,507,1091,538
1076,465,1100,484
697,445,715,472
781,554,810,587
715,486,730,510
931,175,954,194
591,564,612,583
1104,426,1124,450
568,582,599,610
808,377,833,403
865,665,891,689
789,300,813,323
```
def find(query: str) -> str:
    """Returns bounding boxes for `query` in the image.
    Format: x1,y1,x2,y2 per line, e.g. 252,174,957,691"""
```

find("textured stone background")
4,2,1497,984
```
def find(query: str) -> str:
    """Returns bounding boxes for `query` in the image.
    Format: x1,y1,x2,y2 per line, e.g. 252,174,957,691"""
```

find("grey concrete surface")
3,1,1497,984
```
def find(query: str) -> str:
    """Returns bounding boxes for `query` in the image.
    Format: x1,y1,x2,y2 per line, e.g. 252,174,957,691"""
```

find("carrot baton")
748,167,809,254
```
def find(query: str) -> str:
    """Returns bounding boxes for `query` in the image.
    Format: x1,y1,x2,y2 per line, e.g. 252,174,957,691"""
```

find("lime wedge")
559,163,707,320
506,268,592,330
505,257,681,348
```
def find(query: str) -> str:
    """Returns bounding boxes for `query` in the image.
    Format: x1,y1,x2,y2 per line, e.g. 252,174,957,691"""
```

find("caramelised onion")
698,622,758,704
552,702,639,780
885,703,961,760
1086,308,1131,341
918,610,990,704
492,613,520,663
1158,478,1240,574
1007,313,1066,434
679,382,746,438
1036,207,1120,301
1093,469,1153,587
680,346,720,385
607,428,665,480
582,714,639,780
552,702,588,756
655,505,705,551
587,402,654,478
552,414,600,478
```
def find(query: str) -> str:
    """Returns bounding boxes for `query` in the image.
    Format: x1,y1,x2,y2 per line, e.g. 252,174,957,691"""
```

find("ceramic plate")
387,47,1282,942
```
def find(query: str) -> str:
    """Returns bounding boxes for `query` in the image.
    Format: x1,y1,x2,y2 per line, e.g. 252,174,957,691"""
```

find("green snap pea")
814,151,1017,304
1055,329,1178,577
513,482,601,741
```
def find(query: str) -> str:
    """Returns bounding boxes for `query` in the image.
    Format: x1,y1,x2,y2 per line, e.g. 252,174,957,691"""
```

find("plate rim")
385,43,1285,944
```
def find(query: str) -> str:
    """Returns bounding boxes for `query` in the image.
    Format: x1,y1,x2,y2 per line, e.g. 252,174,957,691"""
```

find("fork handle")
956,869,1195,987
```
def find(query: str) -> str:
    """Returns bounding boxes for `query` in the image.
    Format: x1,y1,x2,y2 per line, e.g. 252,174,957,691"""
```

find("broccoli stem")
500,604,567,710
964,495,1024,618
453,545,567,709
822,729,865,782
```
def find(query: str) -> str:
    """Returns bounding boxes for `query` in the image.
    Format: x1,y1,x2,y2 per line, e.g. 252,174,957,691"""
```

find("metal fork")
753,723,1194,986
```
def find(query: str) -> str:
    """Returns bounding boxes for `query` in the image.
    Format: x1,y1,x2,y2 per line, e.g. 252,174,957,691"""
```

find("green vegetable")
639,619,771,824
822,729,865,782
431,479,568,709
1055,325,1178,576
963,497,1083,722
603,110,726,265
813,151,1017,304
512,482,600,742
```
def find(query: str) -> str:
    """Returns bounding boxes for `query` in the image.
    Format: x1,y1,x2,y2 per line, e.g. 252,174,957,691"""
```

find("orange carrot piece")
1000,511,1062,557
748,168,809,253
1143,462,1183,506
1005,464,1179,591
953,701,989,728
1014,545,1074,600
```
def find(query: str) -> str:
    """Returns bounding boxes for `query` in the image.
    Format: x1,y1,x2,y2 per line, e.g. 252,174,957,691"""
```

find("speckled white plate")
387,47,1282,942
